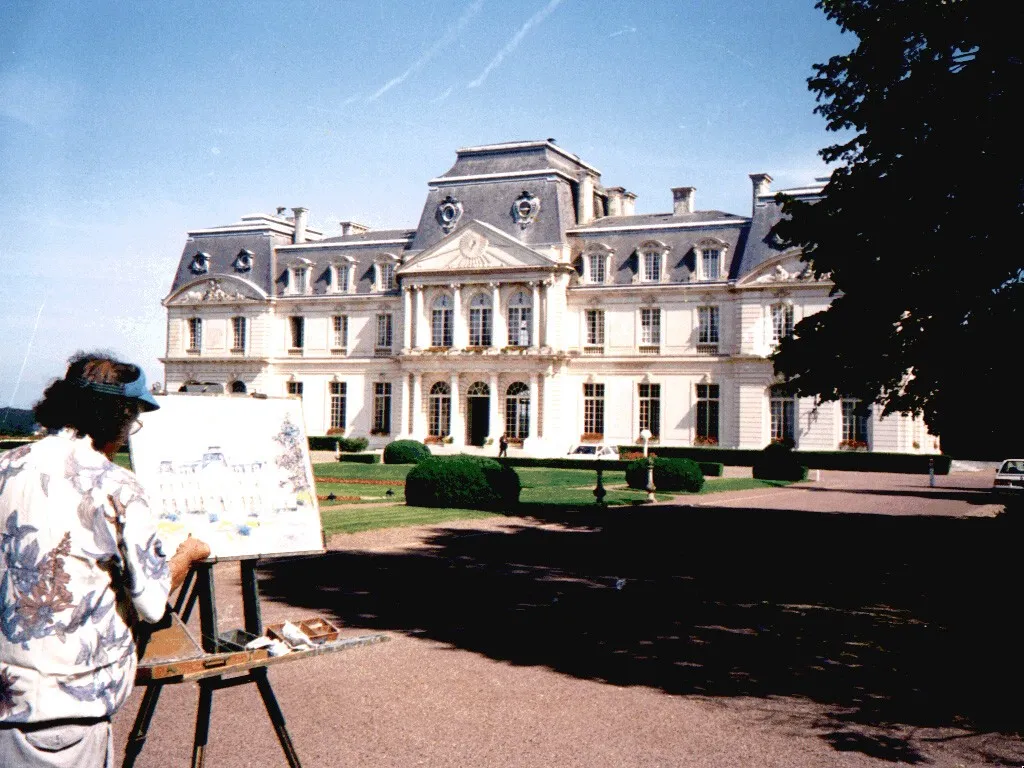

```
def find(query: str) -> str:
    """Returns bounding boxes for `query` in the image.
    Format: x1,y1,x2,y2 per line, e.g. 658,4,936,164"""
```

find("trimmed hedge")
625,457,705,493
752,443,809,482
383,439,432,465
619,446,952,475
405,455,520,509
494,456,722,477
308,435,370,452
334,453,380,464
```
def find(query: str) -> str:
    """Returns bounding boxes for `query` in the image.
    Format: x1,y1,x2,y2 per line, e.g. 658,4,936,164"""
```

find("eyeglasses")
129,419,144,435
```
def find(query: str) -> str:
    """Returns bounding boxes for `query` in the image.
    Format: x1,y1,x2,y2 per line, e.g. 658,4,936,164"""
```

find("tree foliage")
771,0,1023,456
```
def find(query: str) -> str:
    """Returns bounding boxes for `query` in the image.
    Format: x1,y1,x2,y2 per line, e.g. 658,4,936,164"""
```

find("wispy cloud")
468,0,565,89
432,87,454,104
608,26,636,38
367,0,485,102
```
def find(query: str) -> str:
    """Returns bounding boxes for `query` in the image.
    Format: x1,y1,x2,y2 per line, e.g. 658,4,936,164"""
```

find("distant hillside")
0,407,37,436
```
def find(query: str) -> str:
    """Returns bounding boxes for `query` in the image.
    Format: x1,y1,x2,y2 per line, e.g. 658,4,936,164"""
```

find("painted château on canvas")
160,140,938,456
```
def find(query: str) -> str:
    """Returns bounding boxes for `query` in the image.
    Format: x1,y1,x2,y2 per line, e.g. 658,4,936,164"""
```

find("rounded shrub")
382,439,431,464
405,455,521,509
625,457,704,493
752,441,808,481
336,436,369,453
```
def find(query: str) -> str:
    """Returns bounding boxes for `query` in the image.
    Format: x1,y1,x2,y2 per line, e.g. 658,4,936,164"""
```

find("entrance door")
466,382,490,446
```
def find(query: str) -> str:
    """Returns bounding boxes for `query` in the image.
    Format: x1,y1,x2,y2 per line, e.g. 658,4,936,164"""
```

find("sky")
0,0,851,412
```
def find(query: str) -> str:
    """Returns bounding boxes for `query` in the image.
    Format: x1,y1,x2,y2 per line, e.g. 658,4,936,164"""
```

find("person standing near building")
0,353,210,767
498,434,509,458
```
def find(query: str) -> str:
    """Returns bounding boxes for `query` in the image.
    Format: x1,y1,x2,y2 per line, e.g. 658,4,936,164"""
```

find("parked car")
566,443,620,460
993,459,1024,493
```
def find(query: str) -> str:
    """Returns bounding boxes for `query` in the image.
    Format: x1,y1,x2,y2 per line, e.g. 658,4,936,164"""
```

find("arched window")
428,382,451,437
468,293,493,347
432,294,453,348
638,241,668,283
230,381,247,394
467,381,489,397
505,382,530,439
507,290,532,347
769,384,795,445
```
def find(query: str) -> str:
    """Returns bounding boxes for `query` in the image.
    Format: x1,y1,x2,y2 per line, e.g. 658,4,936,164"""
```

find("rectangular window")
640,308,661,345
696,383,720,445
376,313,393,351
638,383,661,438
697,306,719,354
583,383,605,436
287,381,303,399
329,382,347,431
289,266,309,295
334,264,351,293
373,382,392,435
770,392,795,444
187,318,202,352
771,304,795,344
379,263,395,291
702,249,720,280
289,316,304,350
507,307,531,346
841,398,869,447
231,316,246,353
469,307,492,346
642,252,661,282
585,309,605,346
332,315,348,351
588,254,606,284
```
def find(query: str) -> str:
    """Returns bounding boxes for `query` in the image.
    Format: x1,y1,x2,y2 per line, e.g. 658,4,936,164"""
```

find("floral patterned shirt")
0,429,170,723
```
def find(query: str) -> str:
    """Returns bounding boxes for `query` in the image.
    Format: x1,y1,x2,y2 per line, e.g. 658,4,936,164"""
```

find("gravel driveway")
113,468,1024,767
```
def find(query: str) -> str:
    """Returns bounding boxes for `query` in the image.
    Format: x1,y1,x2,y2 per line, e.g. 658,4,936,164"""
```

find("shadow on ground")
257,503,1023,764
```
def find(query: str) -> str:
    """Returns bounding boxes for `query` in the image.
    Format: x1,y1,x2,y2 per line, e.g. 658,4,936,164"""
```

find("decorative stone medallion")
435,195,463,233
511,190,540,229
453,231,489,269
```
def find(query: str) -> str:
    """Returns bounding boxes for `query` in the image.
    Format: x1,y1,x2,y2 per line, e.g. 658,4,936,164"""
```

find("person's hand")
175,535,211,564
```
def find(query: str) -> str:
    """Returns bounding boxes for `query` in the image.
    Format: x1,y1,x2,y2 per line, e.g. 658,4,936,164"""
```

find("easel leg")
253,667,303,768
122,685,163,768
191,680,215,768
240,559,263,635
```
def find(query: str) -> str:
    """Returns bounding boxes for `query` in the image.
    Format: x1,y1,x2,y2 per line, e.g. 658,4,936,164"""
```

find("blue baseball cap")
75,367,161,412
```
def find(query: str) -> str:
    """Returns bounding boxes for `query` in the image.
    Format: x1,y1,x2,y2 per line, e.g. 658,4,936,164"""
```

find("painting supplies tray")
137,614,270,682
266,617,340,646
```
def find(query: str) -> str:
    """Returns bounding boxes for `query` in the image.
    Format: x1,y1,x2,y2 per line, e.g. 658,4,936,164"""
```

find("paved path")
113,468,1024,767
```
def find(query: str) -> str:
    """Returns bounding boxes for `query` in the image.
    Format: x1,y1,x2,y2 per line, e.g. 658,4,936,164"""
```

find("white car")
566,443,620,460
993,458,1024,493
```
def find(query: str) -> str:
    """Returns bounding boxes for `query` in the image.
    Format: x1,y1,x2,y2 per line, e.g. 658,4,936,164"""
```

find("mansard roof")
733,180,826,280
168,231,280,298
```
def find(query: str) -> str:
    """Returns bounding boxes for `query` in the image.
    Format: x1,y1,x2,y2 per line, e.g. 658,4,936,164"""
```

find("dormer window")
190,252,210,275
696,238,728,281
233,249,253,272
581,244,613,285
329,257,355,294
638,241,668,283
374,254,399,292
285,258,313,295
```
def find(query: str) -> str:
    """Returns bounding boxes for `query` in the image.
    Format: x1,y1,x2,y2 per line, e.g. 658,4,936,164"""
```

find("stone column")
491,283,504,348
531,282,540,348
412,373,423,438
449,372,462,444
451,284,463,349
414,287,424,349
489,372,501,441
541,279,554,348
402,287,412,350
399,372,411,437
528,373,539,439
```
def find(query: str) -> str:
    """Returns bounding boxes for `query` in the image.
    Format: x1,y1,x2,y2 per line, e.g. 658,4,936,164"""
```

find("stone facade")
161,140,939,456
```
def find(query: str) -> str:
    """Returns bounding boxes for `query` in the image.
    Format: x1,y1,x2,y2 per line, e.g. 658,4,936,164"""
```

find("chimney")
672,187,695,215
339,221,370,237
749,173,773,210
576,174,595,225
621,190,636,216
291,207,308,244
606,187,625,217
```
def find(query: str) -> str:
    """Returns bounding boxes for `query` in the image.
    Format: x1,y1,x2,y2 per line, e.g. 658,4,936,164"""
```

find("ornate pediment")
398,220,557,276
167,277,266,305
740,252,819,286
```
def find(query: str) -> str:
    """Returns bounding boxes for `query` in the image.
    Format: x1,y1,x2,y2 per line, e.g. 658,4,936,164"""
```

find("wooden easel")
123,558,386,767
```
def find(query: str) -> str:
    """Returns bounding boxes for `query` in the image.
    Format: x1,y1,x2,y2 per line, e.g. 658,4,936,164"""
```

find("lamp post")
640,428,655,503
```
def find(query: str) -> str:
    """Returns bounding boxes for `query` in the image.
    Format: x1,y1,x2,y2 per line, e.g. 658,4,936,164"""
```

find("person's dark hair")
34,352,142,451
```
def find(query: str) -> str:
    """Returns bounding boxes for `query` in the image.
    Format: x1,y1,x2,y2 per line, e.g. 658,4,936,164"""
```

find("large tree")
771,0,1023,458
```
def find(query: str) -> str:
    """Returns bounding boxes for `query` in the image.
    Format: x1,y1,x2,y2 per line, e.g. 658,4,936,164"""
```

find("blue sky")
0,0,849,411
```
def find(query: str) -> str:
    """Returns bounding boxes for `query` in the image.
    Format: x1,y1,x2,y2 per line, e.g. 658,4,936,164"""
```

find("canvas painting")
129,394,323,559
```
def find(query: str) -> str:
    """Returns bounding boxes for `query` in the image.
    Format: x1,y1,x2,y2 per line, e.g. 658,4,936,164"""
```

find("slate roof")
732,182,826,279
168,231,282,297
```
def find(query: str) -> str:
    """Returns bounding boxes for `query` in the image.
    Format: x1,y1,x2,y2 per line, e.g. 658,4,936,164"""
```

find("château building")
161,139,939,456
